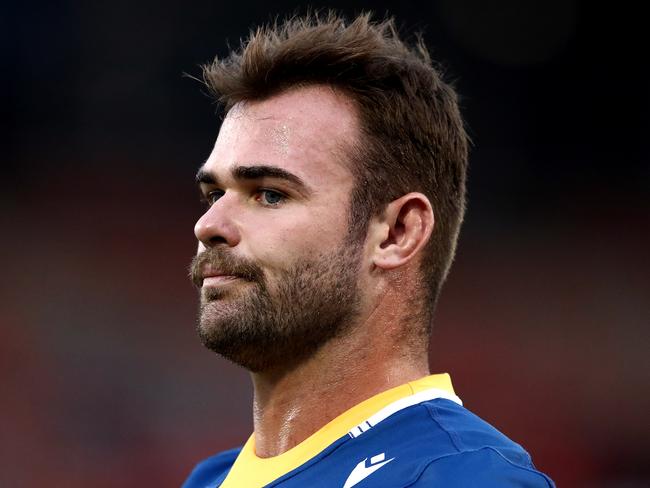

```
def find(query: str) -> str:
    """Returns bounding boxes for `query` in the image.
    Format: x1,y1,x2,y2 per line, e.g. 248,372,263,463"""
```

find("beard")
189,241,362,373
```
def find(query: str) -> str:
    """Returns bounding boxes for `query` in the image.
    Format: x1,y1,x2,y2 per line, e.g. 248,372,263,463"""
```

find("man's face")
191,86,365,372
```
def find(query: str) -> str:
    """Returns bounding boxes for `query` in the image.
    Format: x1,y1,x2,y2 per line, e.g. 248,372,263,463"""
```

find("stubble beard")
190,242,362,373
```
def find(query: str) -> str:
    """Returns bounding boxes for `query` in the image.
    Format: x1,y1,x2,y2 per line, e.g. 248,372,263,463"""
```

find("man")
184,12,555,488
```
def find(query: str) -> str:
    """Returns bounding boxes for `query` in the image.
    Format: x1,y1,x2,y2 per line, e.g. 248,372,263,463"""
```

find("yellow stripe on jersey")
220,373,456,488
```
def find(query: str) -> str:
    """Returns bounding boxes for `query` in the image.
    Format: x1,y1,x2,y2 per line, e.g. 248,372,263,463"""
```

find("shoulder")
411,446,555,487
182,447,241,488
420,397,533,464
350,398,554,487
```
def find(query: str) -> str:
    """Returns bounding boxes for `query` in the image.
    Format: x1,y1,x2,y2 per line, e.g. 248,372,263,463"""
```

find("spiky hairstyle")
202,12,468,328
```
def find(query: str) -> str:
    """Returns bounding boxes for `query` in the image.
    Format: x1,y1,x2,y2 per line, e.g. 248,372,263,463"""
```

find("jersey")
183,374,555,487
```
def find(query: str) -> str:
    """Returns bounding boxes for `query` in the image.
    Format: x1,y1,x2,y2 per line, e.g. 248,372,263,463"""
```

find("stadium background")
2,1,648,486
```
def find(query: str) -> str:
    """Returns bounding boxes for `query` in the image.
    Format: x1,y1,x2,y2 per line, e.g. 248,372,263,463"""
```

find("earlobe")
372,193,434,270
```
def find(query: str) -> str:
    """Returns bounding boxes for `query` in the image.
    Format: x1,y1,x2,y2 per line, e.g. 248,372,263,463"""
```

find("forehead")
205,85,359,185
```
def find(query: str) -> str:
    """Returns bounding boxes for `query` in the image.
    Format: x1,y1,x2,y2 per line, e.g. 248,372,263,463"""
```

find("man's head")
191,87,365,372
191,12,468,371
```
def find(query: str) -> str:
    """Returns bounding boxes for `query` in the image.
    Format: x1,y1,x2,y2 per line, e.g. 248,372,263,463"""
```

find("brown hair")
202,11,468,329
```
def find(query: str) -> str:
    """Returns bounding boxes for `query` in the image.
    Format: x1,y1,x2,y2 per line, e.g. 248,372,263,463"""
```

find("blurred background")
2,1,648,486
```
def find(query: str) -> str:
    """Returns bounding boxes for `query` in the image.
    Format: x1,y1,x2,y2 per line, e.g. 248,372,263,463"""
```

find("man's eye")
206,189,225,205
257,189,285,206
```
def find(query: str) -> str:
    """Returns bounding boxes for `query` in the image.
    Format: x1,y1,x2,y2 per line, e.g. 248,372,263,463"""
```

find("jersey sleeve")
410,447,555,487
182,447,242,488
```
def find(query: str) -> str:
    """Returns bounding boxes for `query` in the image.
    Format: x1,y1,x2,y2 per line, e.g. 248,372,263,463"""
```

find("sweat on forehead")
225,85,359,129
217,86,361,161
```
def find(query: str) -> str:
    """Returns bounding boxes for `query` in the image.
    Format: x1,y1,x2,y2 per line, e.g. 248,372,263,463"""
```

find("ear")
369,193,434,270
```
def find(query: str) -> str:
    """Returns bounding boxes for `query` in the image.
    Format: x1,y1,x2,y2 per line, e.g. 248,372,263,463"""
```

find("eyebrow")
195,164,312,194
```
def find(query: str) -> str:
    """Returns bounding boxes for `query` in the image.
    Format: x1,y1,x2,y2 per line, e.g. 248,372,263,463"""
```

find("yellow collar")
220,373,459,488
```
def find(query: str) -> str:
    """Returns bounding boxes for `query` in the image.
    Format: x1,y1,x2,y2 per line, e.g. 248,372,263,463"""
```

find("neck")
250,293,429,458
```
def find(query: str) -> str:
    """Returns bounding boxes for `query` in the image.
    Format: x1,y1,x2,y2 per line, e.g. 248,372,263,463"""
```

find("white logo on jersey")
343,452,395,488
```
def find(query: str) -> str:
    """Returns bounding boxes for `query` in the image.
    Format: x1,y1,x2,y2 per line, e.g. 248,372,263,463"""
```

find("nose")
194,195,241,248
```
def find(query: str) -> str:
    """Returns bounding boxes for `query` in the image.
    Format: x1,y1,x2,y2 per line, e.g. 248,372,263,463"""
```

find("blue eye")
258,189,284,206
207,189,225,205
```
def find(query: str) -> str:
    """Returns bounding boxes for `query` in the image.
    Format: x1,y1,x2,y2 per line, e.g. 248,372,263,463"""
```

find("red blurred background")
2,1,648,486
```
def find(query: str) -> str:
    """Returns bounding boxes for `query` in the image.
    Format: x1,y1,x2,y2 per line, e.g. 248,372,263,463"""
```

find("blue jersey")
183,374,555,487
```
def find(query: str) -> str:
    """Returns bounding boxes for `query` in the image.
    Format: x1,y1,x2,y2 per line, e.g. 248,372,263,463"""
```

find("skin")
194,85,435,458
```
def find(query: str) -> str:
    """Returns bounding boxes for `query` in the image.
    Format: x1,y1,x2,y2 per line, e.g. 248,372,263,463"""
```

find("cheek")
244,208,350,263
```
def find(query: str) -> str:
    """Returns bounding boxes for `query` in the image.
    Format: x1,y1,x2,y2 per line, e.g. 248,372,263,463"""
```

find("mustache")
189,248,264,288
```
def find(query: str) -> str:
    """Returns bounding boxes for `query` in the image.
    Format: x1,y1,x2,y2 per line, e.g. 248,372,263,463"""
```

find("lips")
202,275,240,287
190,250,263,289
201,266,233,279
200,266,240,286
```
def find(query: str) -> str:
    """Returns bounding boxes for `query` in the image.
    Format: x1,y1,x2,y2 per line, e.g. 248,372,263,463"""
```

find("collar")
219,373,461,488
